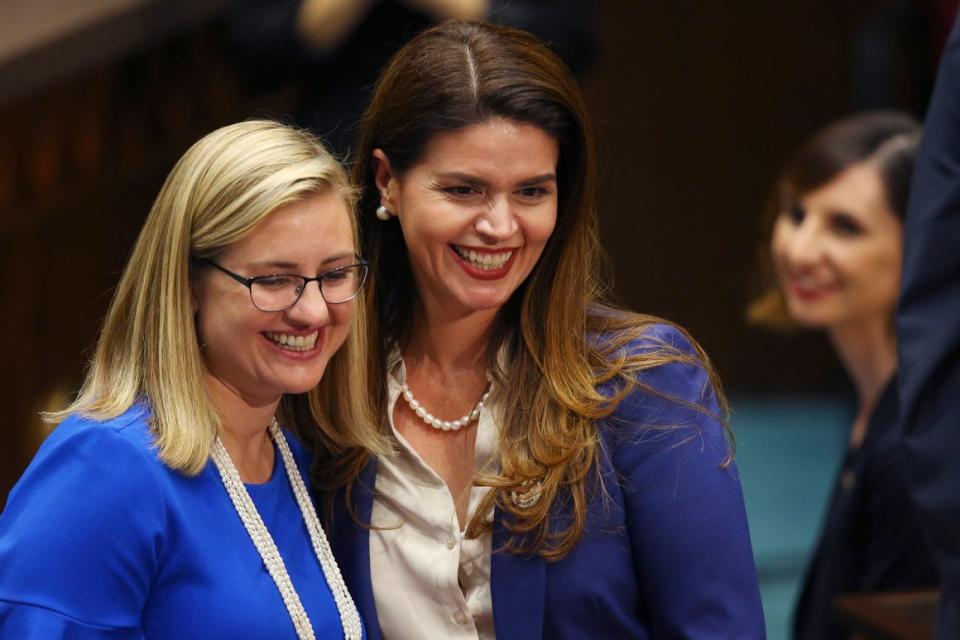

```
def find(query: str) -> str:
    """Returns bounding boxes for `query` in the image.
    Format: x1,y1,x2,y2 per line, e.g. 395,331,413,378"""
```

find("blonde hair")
49,120,386,473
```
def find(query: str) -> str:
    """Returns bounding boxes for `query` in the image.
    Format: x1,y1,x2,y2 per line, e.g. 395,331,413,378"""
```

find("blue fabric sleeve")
0,603,144,640
610,325,765,639
0,419,165,636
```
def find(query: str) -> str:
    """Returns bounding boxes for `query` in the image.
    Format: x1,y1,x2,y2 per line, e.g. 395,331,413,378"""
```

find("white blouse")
369,355,498,640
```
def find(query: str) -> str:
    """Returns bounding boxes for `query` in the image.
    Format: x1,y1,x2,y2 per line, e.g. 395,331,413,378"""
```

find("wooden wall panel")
585,1,921,392
0,20,260,506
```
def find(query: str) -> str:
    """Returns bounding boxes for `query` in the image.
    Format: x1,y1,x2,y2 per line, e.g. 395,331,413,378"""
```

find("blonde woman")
320,22,764,639
0,121,380,639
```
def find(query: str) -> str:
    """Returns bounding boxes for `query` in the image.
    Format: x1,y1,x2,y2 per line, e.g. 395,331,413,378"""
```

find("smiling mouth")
264,331,319,352
785,277,837,300
451,245,516,271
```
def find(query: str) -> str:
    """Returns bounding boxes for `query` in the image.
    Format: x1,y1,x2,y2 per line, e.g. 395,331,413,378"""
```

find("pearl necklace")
211,420,363,640
399,359,491,432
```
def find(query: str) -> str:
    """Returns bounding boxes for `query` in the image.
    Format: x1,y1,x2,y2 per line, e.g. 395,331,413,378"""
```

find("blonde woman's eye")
256,275,299,290
323,270,350,282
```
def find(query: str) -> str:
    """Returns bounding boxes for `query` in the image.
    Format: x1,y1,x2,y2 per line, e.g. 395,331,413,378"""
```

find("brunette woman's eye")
518,186,550,198
443,185,481,197
830,213,864,237
784,202,804,224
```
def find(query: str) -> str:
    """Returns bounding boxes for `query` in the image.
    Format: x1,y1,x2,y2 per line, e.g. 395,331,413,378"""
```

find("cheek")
524,209,558,247
844,236,900,277
769,221,790,264
401,210,457,253
193,285,258,351
328,305,356,343
859,245,902,297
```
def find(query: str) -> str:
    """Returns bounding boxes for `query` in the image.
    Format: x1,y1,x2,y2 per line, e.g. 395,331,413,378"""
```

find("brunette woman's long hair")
315,21,727,560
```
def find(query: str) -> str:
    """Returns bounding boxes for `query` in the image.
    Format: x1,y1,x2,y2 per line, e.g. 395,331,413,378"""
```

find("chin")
459,295,513,314
282,382,322,396
279,366,332,396
786,306,838,330
461,285,521,308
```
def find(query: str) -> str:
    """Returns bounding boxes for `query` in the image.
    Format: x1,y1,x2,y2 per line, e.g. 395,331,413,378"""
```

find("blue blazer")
328,326,765,639
898,13,960,638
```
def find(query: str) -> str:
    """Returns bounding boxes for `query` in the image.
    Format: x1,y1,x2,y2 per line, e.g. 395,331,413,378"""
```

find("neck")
828,316,897,412
405,305,497,374
205,372,280,483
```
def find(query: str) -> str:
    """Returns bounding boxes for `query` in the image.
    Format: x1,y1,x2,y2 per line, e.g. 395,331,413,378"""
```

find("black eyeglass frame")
198,257,369,311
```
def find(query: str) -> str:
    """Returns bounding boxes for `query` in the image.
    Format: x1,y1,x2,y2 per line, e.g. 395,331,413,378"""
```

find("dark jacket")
793,377,939,640
898,13,960,638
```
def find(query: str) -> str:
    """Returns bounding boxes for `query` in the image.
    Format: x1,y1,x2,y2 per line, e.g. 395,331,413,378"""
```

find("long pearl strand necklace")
399,357,491,432
210,420,362,640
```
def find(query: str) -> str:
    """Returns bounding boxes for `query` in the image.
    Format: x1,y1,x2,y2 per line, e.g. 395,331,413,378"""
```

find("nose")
474,195,519,241
285,280,331,326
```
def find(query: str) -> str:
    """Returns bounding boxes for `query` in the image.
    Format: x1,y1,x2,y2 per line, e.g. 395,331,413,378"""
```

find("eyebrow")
518,173,557,186
247,252,356,272
435,172,557,186
321,251,358,265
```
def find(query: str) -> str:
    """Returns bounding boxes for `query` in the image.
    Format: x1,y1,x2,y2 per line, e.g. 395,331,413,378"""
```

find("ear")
372,149,399,213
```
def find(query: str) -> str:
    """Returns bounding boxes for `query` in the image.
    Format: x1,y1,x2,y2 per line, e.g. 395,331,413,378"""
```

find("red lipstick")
449,245,519,280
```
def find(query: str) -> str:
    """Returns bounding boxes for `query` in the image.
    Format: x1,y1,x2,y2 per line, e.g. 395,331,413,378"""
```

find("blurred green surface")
732,394,852,640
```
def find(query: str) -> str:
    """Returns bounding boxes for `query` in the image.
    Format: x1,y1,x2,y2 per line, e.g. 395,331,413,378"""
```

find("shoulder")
596,321,730,463
589,309,701,360
0,405,167,627
28,405,165,485
6,403,166,517
616,320,697,353
597,321,718,411
47,402,153,445
6,404,168,525
34,404,158,470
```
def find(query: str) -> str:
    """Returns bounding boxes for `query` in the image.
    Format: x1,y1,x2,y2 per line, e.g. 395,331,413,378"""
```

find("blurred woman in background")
319,21,765,639
0,120,376,639
749,111,939,640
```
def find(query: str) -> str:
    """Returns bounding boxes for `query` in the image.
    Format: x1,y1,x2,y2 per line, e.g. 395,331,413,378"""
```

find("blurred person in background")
319,21,765,639
898,13,960,640
0,121,377,639
748,111,939,640
228,0,597,156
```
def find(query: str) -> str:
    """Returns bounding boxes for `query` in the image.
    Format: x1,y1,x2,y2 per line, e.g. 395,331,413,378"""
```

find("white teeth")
454,246,514,271
265,331,319,352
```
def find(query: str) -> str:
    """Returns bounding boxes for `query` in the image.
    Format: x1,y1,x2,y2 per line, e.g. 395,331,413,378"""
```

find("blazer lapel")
490,507,546,640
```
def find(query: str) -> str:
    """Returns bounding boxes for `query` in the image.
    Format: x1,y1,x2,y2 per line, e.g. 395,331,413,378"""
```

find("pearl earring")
376,205,392,221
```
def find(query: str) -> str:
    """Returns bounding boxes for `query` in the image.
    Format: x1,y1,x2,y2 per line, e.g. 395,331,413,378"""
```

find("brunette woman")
749,111,939,640
319,21,765,639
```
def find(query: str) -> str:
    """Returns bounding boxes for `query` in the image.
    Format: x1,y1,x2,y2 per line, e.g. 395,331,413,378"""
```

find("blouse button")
453,611,468,625
446,539,456,550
